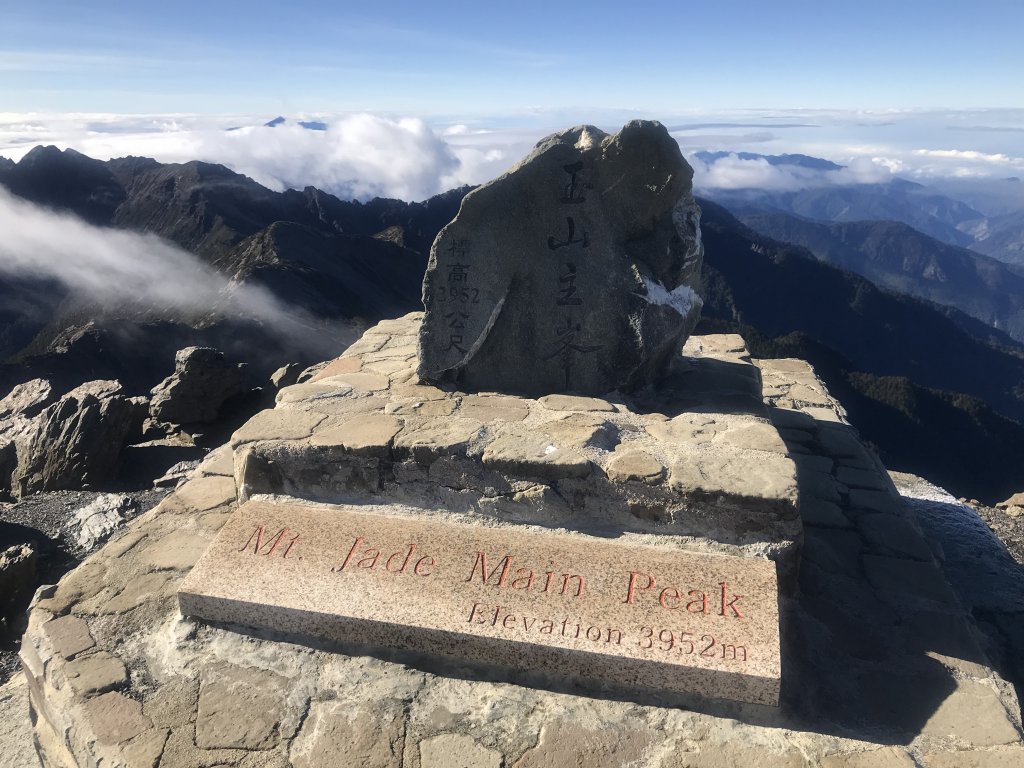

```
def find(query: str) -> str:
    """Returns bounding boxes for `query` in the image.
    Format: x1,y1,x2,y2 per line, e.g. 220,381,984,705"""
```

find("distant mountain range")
694,150,1024,267
1,145,1023,502
735,212,1024,343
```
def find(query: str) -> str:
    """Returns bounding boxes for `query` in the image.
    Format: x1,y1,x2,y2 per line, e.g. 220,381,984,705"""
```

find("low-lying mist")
0,187,362,362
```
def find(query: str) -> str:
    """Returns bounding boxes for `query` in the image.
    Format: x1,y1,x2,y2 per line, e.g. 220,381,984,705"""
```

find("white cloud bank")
689,154,894,192
2,110,1023,203
0,186,356,356
0,113,533,202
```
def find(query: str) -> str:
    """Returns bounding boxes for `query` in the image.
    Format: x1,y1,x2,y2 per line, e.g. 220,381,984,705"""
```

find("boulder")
0,379,54,421
0,543,37,626
0,379,57,494
270,363,303,390
418,120,703,396
11,380,135,498
997,491,1024,510
153,459,201,489
149,347,245,425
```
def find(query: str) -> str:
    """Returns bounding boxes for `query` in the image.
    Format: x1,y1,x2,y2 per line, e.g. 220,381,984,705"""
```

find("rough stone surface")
196,663,291,749
42,614,94,659
270,362,303,390
10,380,135,498
605,448,665,483
419,733,502,768
922,745,1024,767
513,720,652,767
0,675,42,767
84,691,152,745
64,651,128,697
290,703,405,768
819,748,916,767
0,379,53,421
419,120,703,396
666,746,808,767
150,346,245,424
921,679,1021,746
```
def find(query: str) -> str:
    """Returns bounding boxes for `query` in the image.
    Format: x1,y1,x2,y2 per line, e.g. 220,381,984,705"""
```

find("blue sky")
3,1,1023,114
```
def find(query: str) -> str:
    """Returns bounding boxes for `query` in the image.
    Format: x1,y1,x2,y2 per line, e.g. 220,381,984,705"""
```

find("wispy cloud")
912,148,1024,165
0,187,353,357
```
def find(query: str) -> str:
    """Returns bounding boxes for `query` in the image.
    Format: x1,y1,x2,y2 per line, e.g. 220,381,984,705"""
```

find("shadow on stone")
905,492,1024,708
770,413,1004,743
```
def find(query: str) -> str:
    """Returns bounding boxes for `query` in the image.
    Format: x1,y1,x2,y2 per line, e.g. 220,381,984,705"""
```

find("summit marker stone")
418,120,703,396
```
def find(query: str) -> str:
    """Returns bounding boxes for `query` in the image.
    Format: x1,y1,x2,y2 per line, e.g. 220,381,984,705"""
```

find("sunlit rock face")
418,120,703,397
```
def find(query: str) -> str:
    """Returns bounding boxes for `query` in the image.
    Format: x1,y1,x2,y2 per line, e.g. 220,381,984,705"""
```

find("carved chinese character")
446,334,467,353
557,262,583,306
445,310,469,330
542,316,602,389
547,217,589,251
446,239,470,260
448,263,470,283
560,161,590,205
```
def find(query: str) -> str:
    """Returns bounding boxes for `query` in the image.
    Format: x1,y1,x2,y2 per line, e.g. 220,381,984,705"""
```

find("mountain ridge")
736,211,1024,342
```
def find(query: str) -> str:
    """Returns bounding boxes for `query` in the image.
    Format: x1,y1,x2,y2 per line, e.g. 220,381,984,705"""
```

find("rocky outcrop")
270,363,303,390
149,348,245,425
0,544,36,628
10,381,136,498
419,120,703,396
0,380,56,497
0,379,54,422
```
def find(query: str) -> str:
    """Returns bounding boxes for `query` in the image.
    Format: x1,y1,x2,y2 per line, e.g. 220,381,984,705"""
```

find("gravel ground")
970,503,1024,565
0,488,169,684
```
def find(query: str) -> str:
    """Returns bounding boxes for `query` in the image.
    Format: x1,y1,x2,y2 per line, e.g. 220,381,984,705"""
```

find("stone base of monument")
231,315,801,573
16,316,1024,767
180,312,796,708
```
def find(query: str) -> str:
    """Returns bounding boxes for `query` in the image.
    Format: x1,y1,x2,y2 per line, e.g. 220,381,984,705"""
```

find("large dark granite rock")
418,120,703,396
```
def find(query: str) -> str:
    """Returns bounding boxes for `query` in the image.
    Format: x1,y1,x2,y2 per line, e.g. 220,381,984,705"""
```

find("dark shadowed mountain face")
0,146,126,225
0,146,467,266
737,212,1024,343
220,221,427,320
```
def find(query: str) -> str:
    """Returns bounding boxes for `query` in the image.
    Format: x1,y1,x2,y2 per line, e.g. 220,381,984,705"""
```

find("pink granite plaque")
179,499,782,705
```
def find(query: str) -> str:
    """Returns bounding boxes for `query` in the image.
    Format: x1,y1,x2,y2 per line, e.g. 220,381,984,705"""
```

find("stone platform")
16,315,1024,767
233,314,801,570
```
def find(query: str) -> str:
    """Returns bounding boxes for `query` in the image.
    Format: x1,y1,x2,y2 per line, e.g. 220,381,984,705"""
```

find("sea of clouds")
2,109,1023,203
